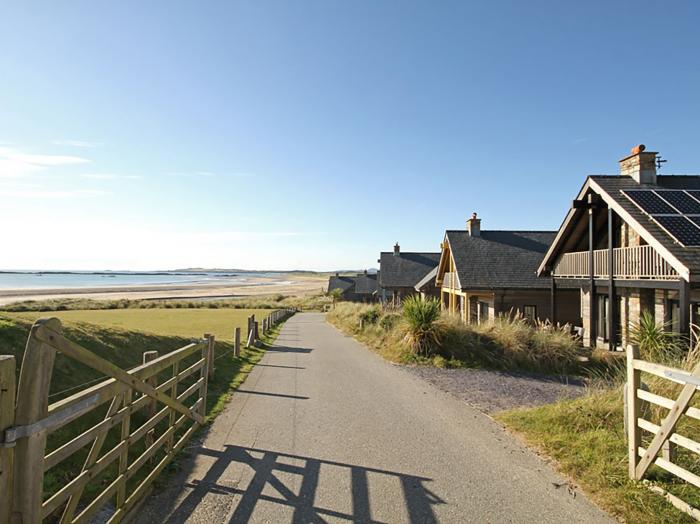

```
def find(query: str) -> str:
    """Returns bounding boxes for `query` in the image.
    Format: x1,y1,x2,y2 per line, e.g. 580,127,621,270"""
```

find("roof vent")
394,242,400,256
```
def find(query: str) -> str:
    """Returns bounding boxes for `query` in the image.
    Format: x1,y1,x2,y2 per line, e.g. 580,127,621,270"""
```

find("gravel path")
404,366,587,414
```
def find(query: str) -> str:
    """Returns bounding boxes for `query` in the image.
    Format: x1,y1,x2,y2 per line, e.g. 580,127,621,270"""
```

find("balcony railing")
442,271,460,290
552,244,678,280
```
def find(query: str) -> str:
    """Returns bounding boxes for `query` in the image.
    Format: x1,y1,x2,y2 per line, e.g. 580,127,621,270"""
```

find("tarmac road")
137,312,612,523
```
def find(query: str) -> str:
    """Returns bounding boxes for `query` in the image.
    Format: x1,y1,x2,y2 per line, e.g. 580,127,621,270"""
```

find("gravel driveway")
403,366,587,414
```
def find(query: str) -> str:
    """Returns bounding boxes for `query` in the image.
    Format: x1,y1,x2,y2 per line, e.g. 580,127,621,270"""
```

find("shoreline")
0,275,327,306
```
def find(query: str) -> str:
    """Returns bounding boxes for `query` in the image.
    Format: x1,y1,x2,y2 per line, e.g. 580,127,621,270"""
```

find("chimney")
467,212,481,237
393,242,400,256
620,144,657,185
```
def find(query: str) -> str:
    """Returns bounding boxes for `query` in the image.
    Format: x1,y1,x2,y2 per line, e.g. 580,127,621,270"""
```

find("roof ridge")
445,229,556,233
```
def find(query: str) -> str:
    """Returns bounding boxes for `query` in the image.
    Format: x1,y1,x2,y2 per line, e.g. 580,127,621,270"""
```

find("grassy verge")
327,301,590,375
0,309,291,519
497,361,700,524
0,293,330,313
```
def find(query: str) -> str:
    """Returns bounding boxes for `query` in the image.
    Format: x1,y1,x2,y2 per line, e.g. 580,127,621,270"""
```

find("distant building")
435,213,580,325
378,243,441,305
327,271,378,302
539,144,700,349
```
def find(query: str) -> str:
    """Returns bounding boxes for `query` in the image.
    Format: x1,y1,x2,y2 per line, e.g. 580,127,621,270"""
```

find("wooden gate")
627,345,700,520
0,318,213,523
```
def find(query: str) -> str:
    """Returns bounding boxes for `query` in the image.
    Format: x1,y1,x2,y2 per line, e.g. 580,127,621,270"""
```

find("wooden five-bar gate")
627,345,700,520
0,308,294,523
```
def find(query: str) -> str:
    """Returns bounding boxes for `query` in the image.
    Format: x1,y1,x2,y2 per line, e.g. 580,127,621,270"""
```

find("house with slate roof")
327,271,378,302
378,244,440,305
539,144,700,350
435,214,580,325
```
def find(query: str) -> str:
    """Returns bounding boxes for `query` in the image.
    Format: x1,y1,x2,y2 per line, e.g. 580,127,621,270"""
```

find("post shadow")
162,445,444,524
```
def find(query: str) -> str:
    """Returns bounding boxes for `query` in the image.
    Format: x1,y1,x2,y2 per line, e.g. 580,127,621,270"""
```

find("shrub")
629,311,684,363
402,296,442,356
359,305,381,326
380,313,401,331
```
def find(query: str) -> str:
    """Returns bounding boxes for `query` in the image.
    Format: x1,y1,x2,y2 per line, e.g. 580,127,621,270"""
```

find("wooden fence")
626,345,700,520
0,308,295,523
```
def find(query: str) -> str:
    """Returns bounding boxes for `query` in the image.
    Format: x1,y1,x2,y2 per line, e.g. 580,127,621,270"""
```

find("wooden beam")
550,277,557,325
588,199,597,346
12,318,59,524
608,207,616,351
635,359,700,479
679,278,691,343
627,345,641,479
35,323,204,425
0,355,16,524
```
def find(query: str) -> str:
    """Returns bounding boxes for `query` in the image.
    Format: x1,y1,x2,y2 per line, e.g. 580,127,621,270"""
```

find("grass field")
0,307,290,517
8,308,274,341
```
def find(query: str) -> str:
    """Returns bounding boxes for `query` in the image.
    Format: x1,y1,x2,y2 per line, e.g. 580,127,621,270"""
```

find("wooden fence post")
204,334,215,377
143,351,159,418
254,321,259,342
0,355,16,524
12,318,60,524
143,351,159,452
199,337,209,419
234,327,241,357
627,344,641,480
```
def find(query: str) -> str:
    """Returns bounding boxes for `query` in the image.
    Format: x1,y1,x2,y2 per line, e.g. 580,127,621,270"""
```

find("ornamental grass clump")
629,311,685,364
401,296,442,356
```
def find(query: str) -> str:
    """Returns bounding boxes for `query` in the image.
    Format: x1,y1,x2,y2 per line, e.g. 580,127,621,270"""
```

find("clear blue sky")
1,1,698,270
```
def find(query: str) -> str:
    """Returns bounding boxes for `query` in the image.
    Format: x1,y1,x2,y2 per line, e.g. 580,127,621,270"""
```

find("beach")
0,273,328,306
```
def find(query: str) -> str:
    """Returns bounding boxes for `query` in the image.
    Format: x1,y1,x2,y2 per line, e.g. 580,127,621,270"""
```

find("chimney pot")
620,144,657,185
393,242,400,256
467,213,481,237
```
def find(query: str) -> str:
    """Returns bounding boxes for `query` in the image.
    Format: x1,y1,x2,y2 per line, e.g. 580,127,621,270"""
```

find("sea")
0,271,278,290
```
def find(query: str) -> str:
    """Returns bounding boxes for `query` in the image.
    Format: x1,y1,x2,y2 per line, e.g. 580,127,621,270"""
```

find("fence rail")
626,345,700,519
0,307,295,523
553,244,678,280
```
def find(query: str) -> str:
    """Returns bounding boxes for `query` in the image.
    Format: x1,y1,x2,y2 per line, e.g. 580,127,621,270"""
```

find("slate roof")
414,266,438,291
328,273,378,296
379,252,441,289
540,175,700,277
354,273,379,295
445,230,555,289
327,275,355,293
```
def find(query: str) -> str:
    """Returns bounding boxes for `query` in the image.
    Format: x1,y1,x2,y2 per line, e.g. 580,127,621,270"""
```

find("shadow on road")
164,445,444,524
266,345,313,354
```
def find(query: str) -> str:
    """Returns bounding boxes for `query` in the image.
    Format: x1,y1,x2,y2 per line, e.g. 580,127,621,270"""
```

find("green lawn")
0,308,290,518
9,307,274,341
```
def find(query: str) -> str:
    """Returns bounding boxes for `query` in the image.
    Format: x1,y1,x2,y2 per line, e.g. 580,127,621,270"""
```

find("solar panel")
685,190,700,203
687,216,700,229
623,190,677,215
653,216,700,247
656,190,700,215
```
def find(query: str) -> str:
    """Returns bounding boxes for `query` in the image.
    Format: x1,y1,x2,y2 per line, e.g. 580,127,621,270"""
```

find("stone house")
435,214,580,324
538,145,700,349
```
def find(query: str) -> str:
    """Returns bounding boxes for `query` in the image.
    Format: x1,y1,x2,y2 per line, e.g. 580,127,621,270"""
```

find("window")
523,305,537,322
478,301,490,324
597,295,609,341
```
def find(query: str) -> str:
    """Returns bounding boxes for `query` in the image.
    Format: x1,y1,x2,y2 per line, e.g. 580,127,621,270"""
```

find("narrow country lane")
137,313,612,523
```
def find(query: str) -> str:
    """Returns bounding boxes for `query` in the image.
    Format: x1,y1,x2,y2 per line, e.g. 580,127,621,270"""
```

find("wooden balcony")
441,271,461,290
552,245,678,280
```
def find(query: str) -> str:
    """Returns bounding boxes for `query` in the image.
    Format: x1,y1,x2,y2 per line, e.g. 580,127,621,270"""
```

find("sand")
0,274,328,306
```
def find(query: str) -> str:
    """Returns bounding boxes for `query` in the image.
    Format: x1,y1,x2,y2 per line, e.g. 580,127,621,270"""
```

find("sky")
1,1,699,271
